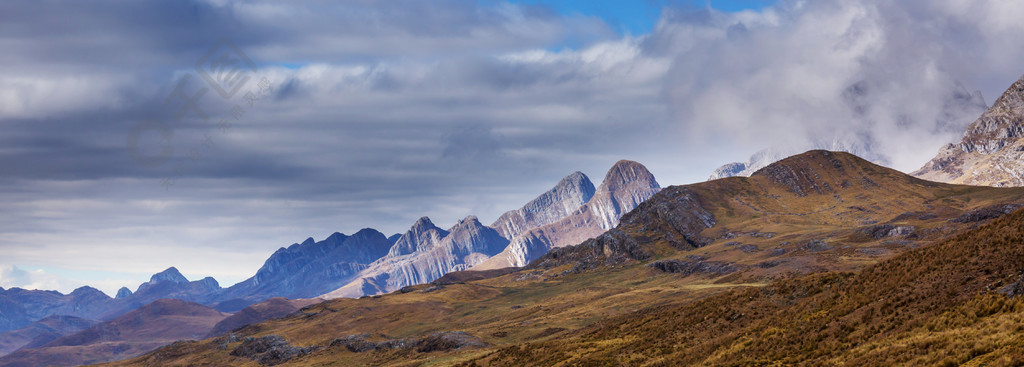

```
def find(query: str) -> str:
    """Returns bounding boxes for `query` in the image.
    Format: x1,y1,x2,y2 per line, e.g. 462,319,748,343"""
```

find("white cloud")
0,264,83,294
1,0,1023,292
655,0,1018,171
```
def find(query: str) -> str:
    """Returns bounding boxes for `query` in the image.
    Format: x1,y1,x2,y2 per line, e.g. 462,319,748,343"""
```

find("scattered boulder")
737,244,760,253
800,240,831,252
647,259,738,276
860,225,916,239
230,335,318,366
998,275,1024,297
416,331,487,352
330,331,486,354
330,334,386,353
952,204,1022,223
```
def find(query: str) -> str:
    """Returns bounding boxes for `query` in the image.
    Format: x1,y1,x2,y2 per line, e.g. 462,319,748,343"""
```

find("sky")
2,0,1024,296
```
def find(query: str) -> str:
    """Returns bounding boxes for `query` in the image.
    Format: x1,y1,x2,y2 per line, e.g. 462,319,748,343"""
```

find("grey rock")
219,228,392,303
479,160,661,269
325,216,508,298
230,335,318,366
951,204,1023,223
329,331,485,354
647,259,738,275
915,74,1024,186
490,171,596,240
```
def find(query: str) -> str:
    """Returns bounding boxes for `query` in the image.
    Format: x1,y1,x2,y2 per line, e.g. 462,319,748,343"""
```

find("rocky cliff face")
324,216,509,299
474,160,661,269
914,74,1024,186
490,172,596,240
218,229,393,306
387,217,450,257
587,160,662,230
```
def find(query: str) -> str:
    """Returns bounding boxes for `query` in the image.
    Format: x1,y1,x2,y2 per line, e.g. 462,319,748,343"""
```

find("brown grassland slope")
469,203,1024,366
107,151,1024,366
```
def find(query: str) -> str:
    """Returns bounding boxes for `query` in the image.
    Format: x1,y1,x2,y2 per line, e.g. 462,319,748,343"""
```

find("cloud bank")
1,0,1022,291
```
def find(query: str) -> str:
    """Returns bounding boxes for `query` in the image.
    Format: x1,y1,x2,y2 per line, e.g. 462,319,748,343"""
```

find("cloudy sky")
3,0,1024,296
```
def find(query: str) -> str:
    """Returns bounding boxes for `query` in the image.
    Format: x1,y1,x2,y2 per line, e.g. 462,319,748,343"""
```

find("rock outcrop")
230,335,318,366
217,229,392,307
489,172,596,240
475,160,661,269
323,216,509,299
914,74,1024,186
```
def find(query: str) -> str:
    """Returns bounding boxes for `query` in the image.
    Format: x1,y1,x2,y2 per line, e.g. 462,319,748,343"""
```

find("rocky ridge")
323,216,508,299
217,229,393,307
475,160,661,269
915,74,1024,186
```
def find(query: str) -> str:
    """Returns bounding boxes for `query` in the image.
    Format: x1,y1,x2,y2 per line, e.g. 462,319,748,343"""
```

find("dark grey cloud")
2,0,1023,295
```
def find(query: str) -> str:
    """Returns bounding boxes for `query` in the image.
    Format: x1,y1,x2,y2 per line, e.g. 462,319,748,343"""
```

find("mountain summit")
324,216,508,298
490,171,596,240
915,74,1024,186
146,267,188,284
474,160,661,270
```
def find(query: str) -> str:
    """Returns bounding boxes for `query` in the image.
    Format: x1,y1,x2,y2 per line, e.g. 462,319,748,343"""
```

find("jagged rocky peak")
914,73,1024,187
349,228,380,240
325,232,347,243
600,160,659,190
388,216,449,256
69,286,108,299
587,160,661,230
115,287,133,299
197,277,221,291
490,171,596,240
411,216,437,232
149,267,188,284
447,215,508,254
451,215,481,229
957,74,1024,154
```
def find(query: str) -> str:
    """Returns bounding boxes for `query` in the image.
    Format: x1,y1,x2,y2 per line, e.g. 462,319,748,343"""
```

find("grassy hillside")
106,151,1024,366
470,204,1024,366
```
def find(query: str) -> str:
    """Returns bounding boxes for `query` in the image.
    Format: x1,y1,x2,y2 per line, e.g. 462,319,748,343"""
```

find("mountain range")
7,72,1024,366
107,150,1024,366
323,160,660,298
0,160,661,366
